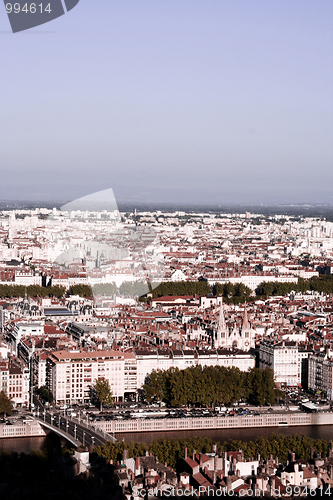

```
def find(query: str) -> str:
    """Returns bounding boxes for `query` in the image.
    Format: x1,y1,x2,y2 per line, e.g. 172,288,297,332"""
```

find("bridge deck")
34,412,115,449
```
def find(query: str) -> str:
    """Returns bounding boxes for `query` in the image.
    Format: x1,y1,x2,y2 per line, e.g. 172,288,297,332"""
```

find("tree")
68,284,93,297
94,378,114,410
0,391,13,416
143,369,167,402
38,385,53,403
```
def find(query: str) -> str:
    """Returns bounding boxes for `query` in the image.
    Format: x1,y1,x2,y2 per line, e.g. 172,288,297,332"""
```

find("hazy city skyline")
1,0,332,205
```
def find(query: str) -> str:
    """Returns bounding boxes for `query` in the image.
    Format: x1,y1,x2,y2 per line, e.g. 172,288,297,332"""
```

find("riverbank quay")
94,411,333,434
3,411,333,442
0,420,46,439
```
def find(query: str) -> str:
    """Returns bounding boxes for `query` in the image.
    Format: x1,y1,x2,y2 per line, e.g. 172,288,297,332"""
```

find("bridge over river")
32,408,116,448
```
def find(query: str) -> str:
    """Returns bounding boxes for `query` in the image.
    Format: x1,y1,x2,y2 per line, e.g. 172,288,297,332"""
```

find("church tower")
213,301,255,351
239,302,255,350
215,300,228,348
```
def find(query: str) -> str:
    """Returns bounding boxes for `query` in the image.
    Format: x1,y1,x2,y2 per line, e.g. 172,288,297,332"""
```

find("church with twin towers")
213,301,255,351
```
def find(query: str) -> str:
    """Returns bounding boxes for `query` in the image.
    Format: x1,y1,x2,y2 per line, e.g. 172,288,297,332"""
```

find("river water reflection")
2,425,333,454
0,432,71,454
115,425,333,445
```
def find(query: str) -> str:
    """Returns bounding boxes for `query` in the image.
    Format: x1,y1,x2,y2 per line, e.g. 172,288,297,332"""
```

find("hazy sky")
1,1,332,205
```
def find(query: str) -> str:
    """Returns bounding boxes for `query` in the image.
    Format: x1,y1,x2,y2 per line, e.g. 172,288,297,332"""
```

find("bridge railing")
35,418,81,446
32,409,116,445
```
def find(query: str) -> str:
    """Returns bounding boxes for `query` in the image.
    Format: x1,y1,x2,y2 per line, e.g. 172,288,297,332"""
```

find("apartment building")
6,321,44,356
0,358,29,407
46,349,126,405
135,348,255,388
46,346,255,405
308,352,333,399
259,340,299,387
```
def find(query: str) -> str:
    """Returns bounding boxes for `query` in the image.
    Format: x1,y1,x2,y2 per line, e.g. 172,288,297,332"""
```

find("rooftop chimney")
199,453,203,467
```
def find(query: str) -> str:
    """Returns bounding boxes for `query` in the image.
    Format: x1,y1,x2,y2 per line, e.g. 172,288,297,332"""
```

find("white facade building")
135,348,255,389
259,340,300,387
47,349,127,404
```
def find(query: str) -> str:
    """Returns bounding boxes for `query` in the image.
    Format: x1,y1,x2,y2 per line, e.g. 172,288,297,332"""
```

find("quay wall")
94,412,333,434
0,422,46,439
3,412,333,441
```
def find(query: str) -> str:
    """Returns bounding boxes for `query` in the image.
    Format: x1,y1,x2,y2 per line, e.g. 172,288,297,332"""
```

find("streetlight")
43,409,46,422
58,415,61,427
91,436,95,451
83,431,85,446
66,420,69,433
74,424,77,440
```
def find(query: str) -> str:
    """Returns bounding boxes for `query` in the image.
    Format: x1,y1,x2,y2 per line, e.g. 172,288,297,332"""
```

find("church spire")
242,302,250,331
217,299,227,332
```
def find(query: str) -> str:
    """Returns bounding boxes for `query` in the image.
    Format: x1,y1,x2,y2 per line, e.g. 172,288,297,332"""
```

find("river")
2,425,333,454
0,432,72,454
115,424,333,445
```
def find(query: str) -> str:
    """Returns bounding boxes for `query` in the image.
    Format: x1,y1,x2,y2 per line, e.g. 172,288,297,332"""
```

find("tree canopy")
95,433,331,471
143,365,278,407
93,378,114,410
0,391,13,415
256,274,333,298
67,284,92,298
38,385,53,403
0,284,65,299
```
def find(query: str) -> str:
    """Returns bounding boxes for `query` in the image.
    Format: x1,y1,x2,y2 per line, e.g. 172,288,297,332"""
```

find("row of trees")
257,274,333,297
0,284,66,299
2,274,333,301
95,434,331,471
212,282,252,303
0,283,94,299
146,280,253,303
149,275,333,302
150,280,211,298
143,366,280,407
67,284,92,297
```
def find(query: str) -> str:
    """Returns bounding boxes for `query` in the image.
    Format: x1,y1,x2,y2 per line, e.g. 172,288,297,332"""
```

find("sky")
0,0,332,206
